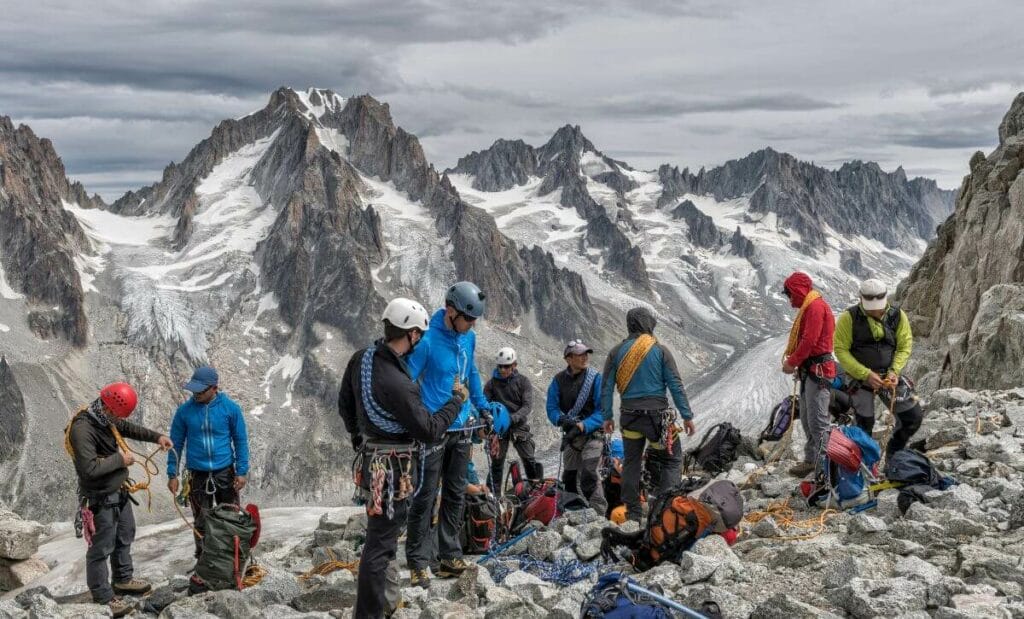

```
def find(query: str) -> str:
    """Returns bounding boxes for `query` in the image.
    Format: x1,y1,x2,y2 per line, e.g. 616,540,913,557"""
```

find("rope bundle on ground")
299,548,360,581
488,553,597,586
741,498,837,541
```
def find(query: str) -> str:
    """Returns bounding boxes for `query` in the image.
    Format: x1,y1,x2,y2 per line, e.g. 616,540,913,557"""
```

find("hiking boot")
409,568,431,588
107,596,133,618
113,577,152,595
788,462,815,477
435,558,470,578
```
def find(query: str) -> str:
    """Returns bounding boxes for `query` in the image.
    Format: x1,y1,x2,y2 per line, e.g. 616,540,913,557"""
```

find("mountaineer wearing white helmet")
338,297,468,618
484,347,541,491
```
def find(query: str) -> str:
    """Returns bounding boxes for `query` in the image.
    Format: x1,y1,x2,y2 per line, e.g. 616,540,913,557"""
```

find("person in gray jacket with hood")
602,307,696,522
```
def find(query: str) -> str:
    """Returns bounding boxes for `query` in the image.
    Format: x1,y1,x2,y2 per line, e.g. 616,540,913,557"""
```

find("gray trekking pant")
85,491,135,603
800,376,831,464
562,434,607,516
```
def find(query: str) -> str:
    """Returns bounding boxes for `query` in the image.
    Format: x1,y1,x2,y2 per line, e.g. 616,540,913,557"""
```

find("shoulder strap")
63,407,88,459
567,368,597,420
359,346,406,436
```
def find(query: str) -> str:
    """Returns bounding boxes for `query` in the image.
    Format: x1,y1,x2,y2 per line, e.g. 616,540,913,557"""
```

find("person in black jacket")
338,298,467,619
65,382,172,616
484,347,541,492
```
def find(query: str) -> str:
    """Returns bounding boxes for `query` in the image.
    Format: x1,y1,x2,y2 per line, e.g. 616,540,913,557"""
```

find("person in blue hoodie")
601,307,695,523
403,281,509,587
166,366,250,560
546,339,607,515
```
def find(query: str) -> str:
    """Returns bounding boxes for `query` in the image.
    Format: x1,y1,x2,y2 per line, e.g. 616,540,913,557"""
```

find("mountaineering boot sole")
113,578,152,595
434,558,470,578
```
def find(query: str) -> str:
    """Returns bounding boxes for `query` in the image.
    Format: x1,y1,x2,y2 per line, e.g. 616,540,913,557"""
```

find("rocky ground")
1,386,1023,618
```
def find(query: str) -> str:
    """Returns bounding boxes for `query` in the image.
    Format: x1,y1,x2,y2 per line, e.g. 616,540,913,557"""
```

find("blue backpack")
581,573,722,619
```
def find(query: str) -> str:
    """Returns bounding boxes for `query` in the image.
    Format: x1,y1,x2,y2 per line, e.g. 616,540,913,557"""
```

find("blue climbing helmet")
445,281,487,319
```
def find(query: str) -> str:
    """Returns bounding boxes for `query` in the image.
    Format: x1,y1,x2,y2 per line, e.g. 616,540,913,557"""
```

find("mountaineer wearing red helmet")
65,383,172,617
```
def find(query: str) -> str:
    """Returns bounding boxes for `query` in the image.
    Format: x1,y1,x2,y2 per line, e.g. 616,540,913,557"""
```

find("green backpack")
194,504,259,591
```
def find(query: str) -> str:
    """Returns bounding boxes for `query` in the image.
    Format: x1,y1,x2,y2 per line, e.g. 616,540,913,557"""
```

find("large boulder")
0,515,43,560
829,577,928,618
0,557,48,592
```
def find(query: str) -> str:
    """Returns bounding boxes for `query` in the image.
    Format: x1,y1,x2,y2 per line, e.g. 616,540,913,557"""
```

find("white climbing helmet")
381,298,430,332
496,347,517,365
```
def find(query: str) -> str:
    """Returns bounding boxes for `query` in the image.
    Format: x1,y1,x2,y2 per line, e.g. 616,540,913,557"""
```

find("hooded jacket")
601,307,692,419
167,392,250,477
405,308,489,431
484,370,533,432
783,272,835,369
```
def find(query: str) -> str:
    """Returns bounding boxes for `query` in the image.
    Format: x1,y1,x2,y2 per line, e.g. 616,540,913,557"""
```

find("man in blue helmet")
404,281,510,587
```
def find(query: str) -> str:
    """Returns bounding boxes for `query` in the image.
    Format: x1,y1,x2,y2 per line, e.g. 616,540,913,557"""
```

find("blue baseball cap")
184,366,218,393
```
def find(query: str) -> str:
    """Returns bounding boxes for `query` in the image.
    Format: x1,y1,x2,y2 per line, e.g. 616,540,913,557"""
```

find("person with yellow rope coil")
780,272,837,478
64,382,172,617
600,307,696,523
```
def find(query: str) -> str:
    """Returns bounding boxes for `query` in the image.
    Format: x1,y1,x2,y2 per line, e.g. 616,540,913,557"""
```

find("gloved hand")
558,416,578,432
490,402,511,436
452,379,469,403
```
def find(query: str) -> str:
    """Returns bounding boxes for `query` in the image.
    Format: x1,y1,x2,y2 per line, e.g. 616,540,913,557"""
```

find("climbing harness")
361,445,417,519
169,447,203,539
659,408,683,456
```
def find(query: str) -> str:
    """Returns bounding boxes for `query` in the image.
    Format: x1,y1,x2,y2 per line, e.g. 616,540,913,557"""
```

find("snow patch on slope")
294,88,346,121
0,261,25,300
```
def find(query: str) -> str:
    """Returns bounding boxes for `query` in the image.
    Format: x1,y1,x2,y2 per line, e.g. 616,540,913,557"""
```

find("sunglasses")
497,364,514,370
862,293,886,301
457,311,477,323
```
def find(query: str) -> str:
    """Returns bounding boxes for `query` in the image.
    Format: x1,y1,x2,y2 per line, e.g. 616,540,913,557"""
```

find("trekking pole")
622,580,710,619
477,526,538,564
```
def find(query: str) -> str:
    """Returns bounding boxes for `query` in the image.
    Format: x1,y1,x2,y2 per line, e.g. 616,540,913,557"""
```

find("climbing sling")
615,334,657,393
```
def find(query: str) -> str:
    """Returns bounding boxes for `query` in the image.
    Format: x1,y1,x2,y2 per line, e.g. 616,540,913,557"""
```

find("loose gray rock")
0,518,43,561
829,577,928,618
526,530,562,561
0,557,48,591
750,593,842,619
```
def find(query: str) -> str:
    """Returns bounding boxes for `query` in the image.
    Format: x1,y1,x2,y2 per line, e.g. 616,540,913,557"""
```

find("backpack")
508,479,587,533
601,480,714,571
684,423,743,475
696,480,744,530
805,427,880,509
581,572,723,619
884,449,940,486
192,504,260,592
760,396,798,443
460,492,499,554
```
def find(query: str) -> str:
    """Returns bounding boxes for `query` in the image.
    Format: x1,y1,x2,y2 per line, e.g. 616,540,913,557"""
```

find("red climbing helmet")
99,382,138,418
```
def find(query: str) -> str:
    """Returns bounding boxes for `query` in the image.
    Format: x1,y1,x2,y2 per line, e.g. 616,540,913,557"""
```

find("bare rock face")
451,139,537,192
896,92,1024,391
656,147,954,254
840,249,869,278
0,357,26,466
0,116,97,345
448,124,652,291
671,200,724,249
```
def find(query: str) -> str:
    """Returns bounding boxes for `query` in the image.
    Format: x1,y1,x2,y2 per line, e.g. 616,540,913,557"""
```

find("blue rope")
488,553,597,587
360,346,405,435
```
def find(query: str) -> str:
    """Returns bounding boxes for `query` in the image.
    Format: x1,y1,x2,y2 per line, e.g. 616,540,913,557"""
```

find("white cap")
859,279,887,311
381,298,430,332
496,347,517,365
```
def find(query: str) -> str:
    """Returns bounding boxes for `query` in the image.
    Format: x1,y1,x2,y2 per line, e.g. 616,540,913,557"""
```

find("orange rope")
299,548,360,581
741,498,837,541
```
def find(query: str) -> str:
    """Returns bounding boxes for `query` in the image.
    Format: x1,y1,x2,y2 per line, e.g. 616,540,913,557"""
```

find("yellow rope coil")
741,498,837,541
299,548,360,581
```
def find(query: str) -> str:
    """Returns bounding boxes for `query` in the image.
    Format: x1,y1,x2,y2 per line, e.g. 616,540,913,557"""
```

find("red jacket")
784,272,835,368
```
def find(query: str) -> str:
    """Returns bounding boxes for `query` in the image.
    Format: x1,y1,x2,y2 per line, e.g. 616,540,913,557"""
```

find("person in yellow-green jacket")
833,278,924,456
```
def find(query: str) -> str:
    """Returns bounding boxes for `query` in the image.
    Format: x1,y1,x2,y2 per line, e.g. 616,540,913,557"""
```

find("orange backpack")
641,494,714,568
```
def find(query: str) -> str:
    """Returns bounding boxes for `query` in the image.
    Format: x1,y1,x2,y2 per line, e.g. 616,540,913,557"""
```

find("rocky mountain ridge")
896,92,1024,392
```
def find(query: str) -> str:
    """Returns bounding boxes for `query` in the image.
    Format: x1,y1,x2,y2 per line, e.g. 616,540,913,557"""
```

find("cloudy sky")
2,0,1022,200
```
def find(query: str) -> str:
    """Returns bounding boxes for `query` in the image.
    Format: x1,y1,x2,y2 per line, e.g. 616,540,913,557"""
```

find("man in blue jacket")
166,366,250,560
403,282,508,587
601,308,695,522
547,339,607,515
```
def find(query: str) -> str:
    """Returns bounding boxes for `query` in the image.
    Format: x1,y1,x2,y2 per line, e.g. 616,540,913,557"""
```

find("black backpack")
760,396,798,443
684,423,743,475
461,492,500,554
